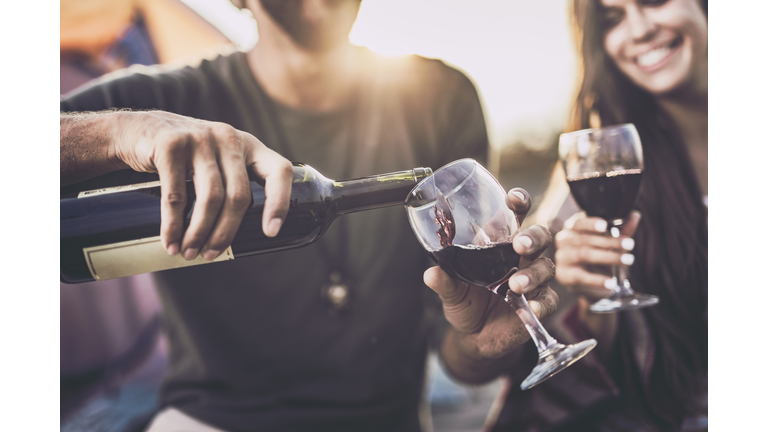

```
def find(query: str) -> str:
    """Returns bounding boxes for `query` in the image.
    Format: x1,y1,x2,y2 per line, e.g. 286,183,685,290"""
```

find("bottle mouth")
404,158,483,209
413,167,433,181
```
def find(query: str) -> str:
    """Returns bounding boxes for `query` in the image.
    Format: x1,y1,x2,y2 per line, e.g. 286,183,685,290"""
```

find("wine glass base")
519,339,597,391
589,293,659,314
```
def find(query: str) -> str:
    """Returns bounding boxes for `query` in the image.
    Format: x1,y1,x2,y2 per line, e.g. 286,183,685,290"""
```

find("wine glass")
404,159,596,390
559,124,659,313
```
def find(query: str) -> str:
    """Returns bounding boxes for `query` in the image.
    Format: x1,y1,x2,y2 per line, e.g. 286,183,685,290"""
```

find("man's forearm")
60,110,130,187
439,327,526,385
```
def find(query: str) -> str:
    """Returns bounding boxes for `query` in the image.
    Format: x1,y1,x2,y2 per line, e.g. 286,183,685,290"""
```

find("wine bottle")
61,164,432,283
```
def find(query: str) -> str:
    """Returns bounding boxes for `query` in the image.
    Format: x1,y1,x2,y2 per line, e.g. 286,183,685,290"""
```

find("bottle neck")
333,167,432,215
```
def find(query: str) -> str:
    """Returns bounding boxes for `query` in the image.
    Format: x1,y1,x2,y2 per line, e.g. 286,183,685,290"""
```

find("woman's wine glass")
404,159,596,390
559,124,659,313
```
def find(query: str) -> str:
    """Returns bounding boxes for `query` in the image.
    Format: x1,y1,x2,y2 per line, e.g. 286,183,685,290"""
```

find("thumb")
424,266,468,306
620,210,642,238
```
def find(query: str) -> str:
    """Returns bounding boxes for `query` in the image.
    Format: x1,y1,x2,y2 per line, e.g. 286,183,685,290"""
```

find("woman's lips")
633,36,683,69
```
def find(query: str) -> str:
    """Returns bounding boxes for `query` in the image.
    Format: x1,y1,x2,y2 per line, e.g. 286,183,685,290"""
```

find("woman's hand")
554,211,642,302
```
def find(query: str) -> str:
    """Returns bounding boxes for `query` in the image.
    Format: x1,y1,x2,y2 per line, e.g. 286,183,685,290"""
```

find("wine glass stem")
608,224,635,297
504,288,558,355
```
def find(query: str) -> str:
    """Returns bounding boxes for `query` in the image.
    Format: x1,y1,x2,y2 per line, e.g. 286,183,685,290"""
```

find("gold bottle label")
77,180,163,198
83,236,234,281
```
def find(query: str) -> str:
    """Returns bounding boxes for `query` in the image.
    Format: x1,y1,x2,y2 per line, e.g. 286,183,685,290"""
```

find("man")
60,1,558,430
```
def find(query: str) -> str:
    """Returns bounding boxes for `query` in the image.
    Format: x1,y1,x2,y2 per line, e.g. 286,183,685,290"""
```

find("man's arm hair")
60,109,132,187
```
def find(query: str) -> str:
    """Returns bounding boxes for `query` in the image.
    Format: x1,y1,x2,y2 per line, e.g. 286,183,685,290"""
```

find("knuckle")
229,188,252,211
537,225,553,245
577,247,590,261
161,220,184,237
163,135,191,155
208,184,226,204
277,159,294,176
554,249,566,264
555,230,569,245
212,123,241,146
164,192,187,208
183,230,207,249
545,289,559,316
542,257,556,275
205,232,232,251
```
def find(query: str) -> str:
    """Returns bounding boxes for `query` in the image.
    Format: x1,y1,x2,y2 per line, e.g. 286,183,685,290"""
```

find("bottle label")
83,236,234,281
77,181,162,198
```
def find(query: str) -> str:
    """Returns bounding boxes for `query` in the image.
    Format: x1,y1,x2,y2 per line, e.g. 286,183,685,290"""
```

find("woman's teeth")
636,45,671,67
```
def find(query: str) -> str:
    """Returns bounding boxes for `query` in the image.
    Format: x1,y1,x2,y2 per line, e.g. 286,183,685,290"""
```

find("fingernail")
594,220,607,232
166,243,179,256
183,248,199,261
202,250,220,261
511,190,526,201
621,238,635,251
518,235,533,249
267,218,283,236
621,253,635,266
604,278,618,289
511,274,530,292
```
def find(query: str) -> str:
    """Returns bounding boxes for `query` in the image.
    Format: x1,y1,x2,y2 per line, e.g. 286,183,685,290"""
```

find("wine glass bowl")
559,124,659,313
405,159,596,390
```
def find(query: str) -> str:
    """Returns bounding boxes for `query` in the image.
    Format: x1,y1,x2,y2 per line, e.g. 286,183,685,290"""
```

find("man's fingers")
513,224,552,258
507,257,555,295
200,137,253,261
155,138,190,256
506,188,531,226
527,286,559,320
181,143,226,259
246,135,293,237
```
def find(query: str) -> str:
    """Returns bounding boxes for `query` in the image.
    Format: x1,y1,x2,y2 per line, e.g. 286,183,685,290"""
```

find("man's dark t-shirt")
61,49,488,431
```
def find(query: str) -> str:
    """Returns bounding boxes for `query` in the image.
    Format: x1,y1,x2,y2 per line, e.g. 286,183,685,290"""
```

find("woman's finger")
564,213,611,234
555,266,614,298
556,229,635,252
555,244,634,267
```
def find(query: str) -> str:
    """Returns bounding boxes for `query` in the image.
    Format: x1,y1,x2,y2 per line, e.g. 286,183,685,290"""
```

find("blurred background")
60,1,578,431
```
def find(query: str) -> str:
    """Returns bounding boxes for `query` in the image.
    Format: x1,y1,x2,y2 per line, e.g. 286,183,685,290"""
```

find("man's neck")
246,32,362,112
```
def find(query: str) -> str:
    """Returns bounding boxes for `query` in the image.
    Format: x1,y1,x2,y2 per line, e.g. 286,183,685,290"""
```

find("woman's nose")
625,5,656,42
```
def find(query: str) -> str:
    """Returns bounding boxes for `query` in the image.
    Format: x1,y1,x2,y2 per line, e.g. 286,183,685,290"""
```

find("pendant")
321,270,352,315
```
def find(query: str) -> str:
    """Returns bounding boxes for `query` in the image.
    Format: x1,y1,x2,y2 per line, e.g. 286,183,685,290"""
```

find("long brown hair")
569,0,708,427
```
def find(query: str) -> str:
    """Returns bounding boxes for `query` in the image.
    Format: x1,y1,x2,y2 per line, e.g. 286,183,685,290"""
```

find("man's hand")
424,188,558,383
61,110,293,261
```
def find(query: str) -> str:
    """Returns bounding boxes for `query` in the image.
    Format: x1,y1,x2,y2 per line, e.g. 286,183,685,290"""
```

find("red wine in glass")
567,170,642,223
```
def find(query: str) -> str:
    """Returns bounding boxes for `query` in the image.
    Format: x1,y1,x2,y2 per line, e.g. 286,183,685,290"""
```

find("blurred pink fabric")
60,274,161,377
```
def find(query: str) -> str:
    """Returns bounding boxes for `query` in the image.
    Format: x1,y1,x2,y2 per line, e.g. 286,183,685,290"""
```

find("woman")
488,0,707,430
